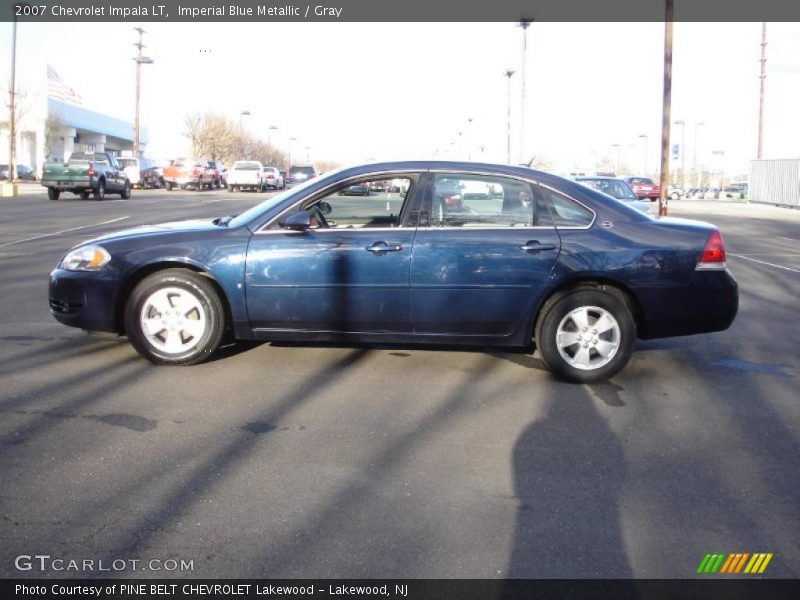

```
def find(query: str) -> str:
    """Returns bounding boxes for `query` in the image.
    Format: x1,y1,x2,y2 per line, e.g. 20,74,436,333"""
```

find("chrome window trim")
255,169,419,234
255,168,597,234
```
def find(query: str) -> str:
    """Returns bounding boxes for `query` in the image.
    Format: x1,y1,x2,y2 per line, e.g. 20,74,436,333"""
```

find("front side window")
294,176,415,229
428,174,538,228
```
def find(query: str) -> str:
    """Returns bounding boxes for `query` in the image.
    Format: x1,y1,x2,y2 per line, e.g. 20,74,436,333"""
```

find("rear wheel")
165,181,173,191
94,181,106,200
125,269,225,365
535,288,635,383
48,187,60,200
121,181,131,199
227,185,234,193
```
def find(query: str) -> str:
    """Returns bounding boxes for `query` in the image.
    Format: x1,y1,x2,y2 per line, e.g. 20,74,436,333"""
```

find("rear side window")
539,187,594,228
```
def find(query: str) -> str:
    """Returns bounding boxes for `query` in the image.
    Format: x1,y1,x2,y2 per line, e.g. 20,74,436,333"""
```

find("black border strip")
4,579,800,600
6,0,800,23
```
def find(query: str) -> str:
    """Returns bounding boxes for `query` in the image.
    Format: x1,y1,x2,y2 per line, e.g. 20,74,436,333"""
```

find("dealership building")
1,65,148,177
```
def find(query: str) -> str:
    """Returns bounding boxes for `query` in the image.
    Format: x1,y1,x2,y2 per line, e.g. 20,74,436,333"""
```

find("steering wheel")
309,204,330,228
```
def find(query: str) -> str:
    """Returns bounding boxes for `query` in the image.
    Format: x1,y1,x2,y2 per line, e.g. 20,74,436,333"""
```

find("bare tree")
44,111,67,160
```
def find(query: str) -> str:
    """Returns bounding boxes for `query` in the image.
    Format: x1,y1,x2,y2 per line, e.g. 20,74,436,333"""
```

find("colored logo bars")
697,553,773,574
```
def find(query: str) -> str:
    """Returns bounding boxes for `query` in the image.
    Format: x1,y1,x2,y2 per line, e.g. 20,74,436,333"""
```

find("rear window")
289,166,315,176
233,162,261,170
628,177,654,185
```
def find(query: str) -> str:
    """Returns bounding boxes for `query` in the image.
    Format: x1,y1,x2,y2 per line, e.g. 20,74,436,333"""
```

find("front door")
245,174,421,334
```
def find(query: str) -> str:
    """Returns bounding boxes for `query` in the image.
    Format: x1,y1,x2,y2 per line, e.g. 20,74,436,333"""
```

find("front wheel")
124,269,226,365
121,181,131,199
48,187,60,200
535,288,635,383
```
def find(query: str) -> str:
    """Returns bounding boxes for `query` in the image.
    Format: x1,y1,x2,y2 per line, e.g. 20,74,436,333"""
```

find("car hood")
87,218,223,244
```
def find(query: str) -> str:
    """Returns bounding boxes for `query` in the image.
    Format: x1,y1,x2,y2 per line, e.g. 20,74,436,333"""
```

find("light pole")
673,120,685,189
611,144,621,174
304,146,310,164
518,20,531,165
657,0,674,217
133,28,154,158
467,117,473,160
288,137,296,164
712,150,725,188
267,125,277,147
239,110,250,131
503,68,515,164
638,134,648,175
693,122,704,187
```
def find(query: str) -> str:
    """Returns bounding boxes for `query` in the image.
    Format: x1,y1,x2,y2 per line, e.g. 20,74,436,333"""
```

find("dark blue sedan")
49,161,738,383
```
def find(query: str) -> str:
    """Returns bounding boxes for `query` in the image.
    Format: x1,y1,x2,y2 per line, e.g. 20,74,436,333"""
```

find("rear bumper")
42,179,95,190
633,269,739,339
49,268,121,334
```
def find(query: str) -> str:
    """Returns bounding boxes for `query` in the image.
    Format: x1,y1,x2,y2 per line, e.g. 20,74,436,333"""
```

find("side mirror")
317,201,332,214
281,210,312,231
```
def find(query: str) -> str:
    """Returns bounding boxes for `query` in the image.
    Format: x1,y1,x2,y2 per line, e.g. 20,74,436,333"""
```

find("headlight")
60,245,111,271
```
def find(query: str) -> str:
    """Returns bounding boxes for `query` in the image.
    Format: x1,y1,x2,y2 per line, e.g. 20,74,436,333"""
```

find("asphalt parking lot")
0,187,798,578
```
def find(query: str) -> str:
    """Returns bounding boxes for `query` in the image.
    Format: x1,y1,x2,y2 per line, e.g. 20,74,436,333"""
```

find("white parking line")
729,254,800,274
0,217,130,249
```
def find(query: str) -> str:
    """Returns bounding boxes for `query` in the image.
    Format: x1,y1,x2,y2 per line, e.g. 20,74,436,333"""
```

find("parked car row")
0,164,37,181
685,184,748,200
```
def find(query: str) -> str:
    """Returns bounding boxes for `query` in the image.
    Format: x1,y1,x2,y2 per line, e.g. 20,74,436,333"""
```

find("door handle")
519,240,556,252
366,241,403,253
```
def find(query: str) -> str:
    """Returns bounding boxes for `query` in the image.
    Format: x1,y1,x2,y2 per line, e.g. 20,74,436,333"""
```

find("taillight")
87,166,95,177
697,230,726,270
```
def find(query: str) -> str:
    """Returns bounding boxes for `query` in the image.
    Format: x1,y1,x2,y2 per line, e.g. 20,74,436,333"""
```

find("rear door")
410,171,561,337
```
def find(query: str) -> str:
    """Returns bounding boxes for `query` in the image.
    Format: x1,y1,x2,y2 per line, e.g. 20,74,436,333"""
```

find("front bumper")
49,268,122,334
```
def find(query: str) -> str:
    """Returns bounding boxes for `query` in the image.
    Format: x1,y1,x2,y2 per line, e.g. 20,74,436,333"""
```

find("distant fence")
750,159,800,208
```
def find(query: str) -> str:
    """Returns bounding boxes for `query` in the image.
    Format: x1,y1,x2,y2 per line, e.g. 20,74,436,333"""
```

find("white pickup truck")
226,161,264,192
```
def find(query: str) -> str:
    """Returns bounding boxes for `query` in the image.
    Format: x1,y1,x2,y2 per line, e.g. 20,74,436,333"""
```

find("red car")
621,176,660,202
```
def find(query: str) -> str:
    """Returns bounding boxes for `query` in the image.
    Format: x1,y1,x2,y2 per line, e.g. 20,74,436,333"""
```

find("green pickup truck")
41,151,131,200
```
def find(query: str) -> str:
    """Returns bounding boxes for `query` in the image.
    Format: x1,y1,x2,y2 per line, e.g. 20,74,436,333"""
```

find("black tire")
535,287,635,383
121,181,131,199
94,180,106,200
156,177,164,189
197,178,204,191
48,187,60,200
165,181,173,191
124,268,226,365
227,185,234,193
80,190,91,200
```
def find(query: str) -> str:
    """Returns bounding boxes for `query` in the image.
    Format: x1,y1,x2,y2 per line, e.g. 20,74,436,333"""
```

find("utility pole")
133,27,154,158
658,0,674,217
757,22,767,159
518,20,530,165
7,7,18,188
504,68,515,164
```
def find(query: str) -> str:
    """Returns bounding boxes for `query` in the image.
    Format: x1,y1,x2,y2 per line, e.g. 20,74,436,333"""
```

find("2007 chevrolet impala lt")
49,161,738,383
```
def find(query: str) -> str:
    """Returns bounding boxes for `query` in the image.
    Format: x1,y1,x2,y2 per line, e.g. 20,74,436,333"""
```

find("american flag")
47,64,83,105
